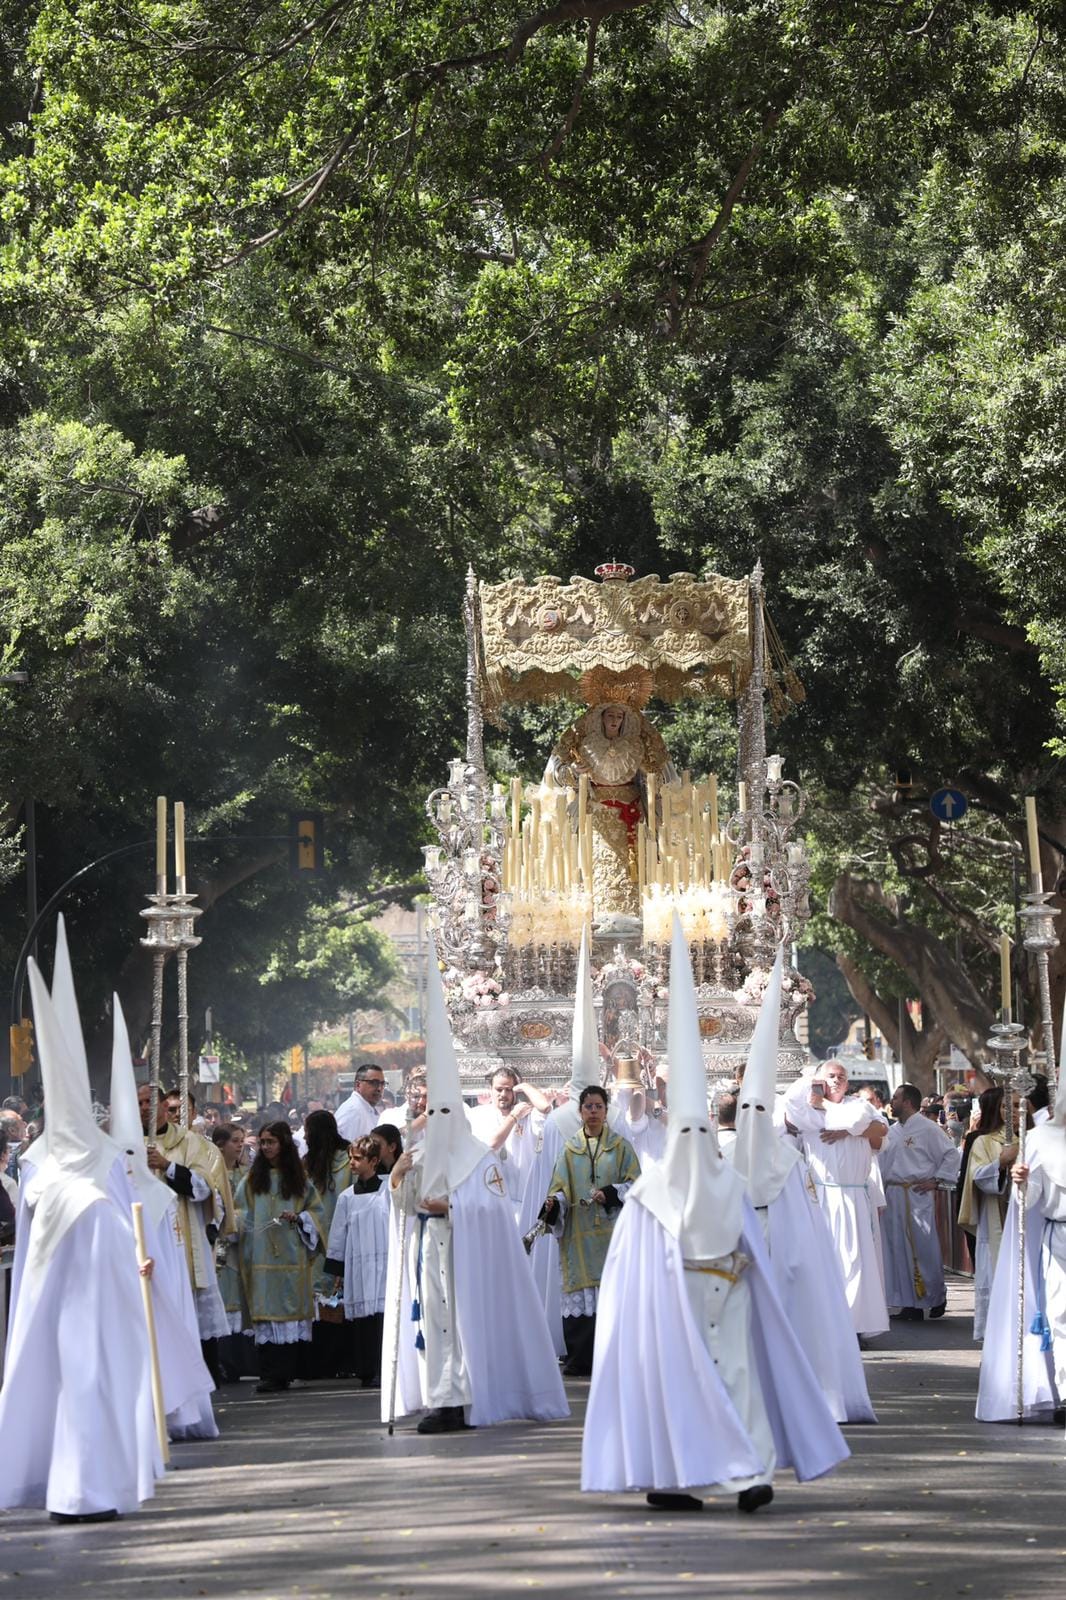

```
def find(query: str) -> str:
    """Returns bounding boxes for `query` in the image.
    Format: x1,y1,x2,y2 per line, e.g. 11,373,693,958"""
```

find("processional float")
423,559,813,1090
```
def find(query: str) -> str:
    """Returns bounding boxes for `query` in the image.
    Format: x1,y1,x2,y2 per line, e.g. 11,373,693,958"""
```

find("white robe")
609,1099,666,1166
977,1128,1066,1422
747,1163,876,1424
517,1119,568,1358
0,1198,161,1515
325,1184,390,1319
784,1086,888,1336
382,1151,569,1427
467,1103,544,1217
15,1153,215,1442
880,1116,960,1312
582,1195,850,1493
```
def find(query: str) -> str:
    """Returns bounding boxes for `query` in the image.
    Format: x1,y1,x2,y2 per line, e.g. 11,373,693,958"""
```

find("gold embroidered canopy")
476,567,801,724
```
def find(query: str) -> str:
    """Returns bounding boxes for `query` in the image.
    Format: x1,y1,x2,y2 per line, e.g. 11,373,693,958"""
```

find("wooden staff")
131,1201,169,1465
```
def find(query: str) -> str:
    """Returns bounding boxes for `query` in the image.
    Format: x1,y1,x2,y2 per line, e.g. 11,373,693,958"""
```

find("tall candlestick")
1000,933,1012,1020
174,801,186,889
155,796,167,892
1025,797,1042,884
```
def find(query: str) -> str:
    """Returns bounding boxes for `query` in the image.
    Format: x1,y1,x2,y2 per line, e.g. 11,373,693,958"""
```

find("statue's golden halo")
579,665,655,710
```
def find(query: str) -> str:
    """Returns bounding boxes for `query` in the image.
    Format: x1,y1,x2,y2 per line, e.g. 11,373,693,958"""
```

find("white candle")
155,796,167,890
1025,797,1042,882
766,754,783,786
1000,934,1012,1019
174,801,186,888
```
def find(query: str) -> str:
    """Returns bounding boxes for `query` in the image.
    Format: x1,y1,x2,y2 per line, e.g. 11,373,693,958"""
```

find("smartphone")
810,1080,826,1097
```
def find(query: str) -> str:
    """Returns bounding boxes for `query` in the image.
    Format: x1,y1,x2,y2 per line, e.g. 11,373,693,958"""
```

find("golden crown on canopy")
579,665,655,710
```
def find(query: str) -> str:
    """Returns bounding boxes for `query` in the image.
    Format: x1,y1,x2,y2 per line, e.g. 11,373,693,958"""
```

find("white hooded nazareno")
582,914,850,1497
381,938,568,1428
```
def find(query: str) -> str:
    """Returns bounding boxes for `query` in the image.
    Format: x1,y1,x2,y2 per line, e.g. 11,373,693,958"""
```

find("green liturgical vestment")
549,1128,640,1294
235,1171,325,1326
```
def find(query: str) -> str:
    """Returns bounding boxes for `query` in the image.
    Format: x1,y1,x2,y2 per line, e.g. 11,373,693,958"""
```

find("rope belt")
684,1264,740,1283
813,1180,869,1190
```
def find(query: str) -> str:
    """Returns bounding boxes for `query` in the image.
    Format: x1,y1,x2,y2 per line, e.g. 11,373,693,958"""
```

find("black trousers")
562,1313,596,1375
257,1339,306,1386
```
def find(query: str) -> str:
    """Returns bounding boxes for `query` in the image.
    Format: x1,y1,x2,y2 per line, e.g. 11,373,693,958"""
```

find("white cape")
976,1188,1058,1422
383,1152,569,1427
16,1150,216,1440
0,1200,161,1515
517,1119,566,1358
762,1165,876,1424
582,1195,850,1493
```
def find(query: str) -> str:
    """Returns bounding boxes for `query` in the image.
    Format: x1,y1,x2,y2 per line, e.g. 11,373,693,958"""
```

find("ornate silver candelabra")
422,761,511,977
1019,884,1060,1096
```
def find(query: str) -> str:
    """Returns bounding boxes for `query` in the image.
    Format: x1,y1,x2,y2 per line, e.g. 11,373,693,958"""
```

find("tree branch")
538,17,600,168
218,0,659,268
677,105,784,316
829,870,994,1060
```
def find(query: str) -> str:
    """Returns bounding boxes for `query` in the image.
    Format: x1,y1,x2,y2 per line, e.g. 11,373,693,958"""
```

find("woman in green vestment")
542,1086,640,1376
235,1121,325,1393
303,1109,355,1377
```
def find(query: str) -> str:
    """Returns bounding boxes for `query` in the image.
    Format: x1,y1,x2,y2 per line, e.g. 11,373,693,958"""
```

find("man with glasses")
336,1064,387,1142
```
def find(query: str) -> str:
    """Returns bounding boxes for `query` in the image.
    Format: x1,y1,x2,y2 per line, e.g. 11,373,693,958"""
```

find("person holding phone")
783,1061,890,1339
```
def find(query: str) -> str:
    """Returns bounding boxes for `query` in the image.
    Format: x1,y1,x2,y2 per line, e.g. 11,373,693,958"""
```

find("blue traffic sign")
930,787,968,823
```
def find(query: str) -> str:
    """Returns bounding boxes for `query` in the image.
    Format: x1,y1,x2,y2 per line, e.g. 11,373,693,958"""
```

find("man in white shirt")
784,1060,889,1338
880,1083,960,1321
467,1068,551,1217
336,1065,386,1141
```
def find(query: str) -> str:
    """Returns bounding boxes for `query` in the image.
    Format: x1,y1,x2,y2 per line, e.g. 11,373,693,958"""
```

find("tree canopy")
0,1,1063,1084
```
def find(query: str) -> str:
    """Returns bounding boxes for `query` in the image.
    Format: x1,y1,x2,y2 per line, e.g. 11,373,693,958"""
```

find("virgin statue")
547,699,675,932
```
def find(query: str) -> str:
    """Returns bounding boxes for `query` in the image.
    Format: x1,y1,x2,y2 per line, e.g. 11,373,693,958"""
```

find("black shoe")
416,1405,471,1434
646,1492,703,1512
360,1376,380,1389
898,1307,924,1322
562,1361,592,1377
928,1302,947,1319
1052,1406,1065,1426
255,1378,290,1394
737,1484,774,1514
49,1510,119,1524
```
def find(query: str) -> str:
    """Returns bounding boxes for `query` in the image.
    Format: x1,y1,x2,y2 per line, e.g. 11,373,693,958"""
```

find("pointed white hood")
21,959,115,1295
550,927,599,1140
418,941,490,1199
23,915,121,1169
110,992,175,1229
629,915,746,1258
732,946,799,1206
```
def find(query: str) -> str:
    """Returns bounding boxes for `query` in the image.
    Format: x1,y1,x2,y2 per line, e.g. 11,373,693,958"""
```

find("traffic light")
289,811,325,876
9,1018,33,1077
290,1044,305,1077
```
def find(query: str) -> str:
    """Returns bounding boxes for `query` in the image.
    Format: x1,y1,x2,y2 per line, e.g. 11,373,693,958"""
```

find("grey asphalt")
2,1275,1063,1600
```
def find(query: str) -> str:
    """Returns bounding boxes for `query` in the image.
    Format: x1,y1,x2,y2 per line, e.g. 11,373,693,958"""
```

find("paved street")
2,1275,1063,1600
